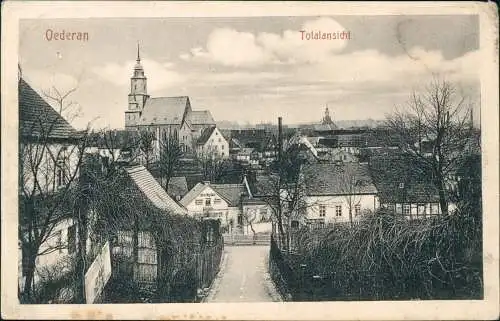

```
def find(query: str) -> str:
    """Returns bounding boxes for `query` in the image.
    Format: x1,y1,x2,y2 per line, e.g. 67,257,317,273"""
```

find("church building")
124,45,216,153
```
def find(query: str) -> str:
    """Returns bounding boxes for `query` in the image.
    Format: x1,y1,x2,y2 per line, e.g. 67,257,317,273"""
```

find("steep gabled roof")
189,110,215,125
19,78,77,140
370,155,440,203
179,182,207,207
302,162,378,196
139,96,190,125
125,165,187,215
196,126,217,145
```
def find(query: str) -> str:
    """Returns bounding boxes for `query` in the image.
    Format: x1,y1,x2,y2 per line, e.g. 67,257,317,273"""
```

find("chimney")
278,117,283,163
203,181,210,185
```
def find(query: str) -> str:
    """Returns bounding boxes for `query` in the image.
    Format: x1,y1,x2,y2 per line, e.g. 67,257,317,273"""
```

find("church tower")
125,44,149,129
322,106,334,125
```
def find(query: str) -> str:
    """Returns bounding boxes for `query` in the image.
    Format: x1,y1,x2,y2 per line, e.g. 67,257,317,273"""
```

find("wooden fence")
195,239,224,291
223,233,271,246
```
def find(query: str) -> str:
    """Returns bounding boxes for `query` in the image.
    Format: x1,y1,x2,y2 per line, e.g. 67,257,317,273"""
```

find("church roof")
139,96,190,125
189,110,215,125
19,78,77,140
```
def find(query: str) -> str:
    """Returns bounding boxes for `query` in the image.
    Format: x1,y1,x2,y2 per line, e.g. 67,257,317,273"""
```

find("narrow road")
205,246,281,302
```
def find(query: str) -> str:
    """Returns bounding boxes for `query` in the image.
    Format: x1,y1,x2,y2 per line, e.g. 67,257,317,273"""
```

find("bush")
31,256,76,304
291,209,482,300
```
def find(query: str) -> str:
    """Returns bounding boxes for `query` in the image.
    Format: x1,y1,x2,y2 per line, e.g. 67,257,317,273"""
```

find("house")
241,175,272,224
124,46,215,154
370,154,447,219
110,165,189,289
300,162,379,226
18,77,81,299
195,126,229,159
318,148,358,163
179,181,247,230
234,147,255,163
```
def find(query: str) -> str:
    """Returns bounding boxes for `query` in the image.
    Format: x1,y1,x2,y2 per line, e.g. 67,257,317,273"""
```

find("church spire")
137,42,140,62
322,105,333,125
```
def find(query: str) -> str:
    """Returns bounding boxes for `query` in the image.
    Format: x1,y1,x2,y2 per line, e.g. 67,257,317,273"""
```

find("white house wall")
184,185,230,218
305,194,379,223
28,217,78,287
21,142,80,196
199,128,229,159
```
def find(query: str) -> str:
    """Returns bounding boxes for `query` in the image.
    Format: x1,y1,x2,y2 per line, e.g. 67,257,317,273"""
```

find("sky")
19,15,480,130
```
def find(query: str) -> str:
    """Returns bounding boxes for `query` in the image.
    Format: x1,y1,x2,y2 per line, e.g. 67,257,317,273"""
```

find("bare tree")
385,78,476,215
336,164,367,226
19,82,90,302
138,130,155,169
158,131,183,191
196,150,229,183
242,207,257,237
258,146,308,252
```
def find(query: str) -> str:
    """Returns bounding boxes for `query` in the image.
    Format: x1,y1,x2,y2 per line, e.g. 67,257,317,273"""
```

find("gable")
180,183,229,207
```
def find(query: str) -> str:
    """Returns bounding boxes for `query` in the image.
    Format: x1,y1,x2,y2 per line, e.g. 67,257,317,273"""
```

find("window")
418,204,427,218
430,203,440,215
195,199,203,206
218,138,221,142
67,225,76,254
319,205,326,217
222,152,225,156
221,145,224,150
395,203,402,214
214,198,221,204
335,205,342,217
403,204,411,216
354,204,361,216
411,204,418,216
205,198,211,206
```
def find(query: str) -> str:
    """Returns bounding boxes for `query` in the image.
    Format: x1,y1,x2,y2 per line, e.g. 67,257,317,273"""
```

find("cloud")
183,17,349,67
296,48,480,87
91,59,185,93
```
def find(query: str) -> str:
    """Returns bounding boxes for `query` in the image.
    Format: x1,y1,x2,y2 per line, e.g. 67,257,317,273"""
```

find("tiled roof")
125,165,187,215
167,176,189,199
370,155,439,203
196,126,217,145
302,162,378,195
189,110,215,125
211,184,246,207
180,182,247,207
139,96,190,125
19,78,77,139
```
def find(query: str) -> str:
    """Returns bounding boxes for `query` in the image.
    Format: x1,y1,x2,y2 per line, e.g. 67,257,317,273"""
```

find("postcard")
1,1,499,320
